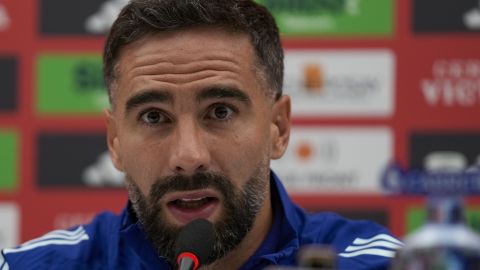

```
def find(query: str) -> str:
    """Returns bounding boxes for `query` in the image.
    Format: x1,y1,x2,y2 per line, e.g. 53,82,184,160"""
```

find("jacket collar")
244,171,300,267
118,205,170,268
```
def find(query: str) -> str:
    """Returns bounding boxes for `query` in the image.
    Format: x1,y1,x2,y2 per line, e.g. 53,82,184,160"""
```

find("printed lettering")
422,79,480,107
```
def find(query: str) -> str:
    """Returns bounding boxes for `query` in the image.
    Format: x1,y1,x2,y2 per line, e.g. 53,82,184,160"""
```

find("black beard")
125,170,267,267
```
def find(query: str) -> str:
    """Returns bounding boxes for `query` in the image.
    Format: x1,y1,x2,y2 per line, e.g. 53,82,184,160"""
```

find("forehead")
111,27,265,107
116,26,257,77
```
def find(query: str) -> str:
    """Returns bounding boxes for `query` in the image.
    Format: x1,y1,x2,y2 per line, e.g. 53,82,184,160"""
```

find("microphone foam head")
175,219,215,267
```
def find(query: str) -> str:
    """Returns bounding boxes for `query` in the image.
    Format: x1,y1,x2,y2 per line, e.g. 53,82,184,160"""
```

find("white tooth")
180,197,206,202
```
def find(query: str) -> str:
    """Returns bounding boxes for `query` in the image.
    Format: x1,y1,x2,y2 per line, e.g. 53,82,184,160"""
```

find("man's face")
105,27,290,264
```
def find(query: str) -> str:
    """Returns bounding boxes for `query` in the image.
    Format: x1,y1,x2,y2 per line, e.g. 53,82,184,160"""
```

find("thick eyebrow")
125,90,173,114
197,86,251,105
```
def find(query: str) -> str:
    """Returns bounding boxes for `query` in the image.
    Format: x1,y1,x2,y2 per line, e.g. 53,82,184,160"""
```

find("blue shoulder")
300,211,402,270
1,211,121,270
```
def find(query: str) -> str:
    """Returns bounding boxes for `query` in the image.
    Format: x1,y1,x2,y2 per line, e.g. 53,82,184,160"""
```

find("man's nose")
168,119,211,174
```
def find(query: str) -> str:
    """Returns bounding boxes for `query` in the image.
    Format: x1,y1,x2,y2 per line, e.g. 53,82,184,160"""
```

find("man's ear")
270,95,291,160
104,109,124,172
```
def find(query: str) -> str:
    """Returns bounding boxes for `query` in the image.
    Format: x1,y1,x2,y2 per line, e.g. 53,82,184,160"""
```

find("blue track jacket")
1,172,402,269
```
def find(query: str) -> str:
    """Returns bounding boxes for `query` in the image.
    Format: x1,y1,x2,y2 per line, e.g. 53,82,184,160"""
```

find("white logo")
424,151,480,173
271,127,393,194
339,234,402,258
0,203,19,249
85,0,129,34
0,4,11,31
284,49,395,117
421,59,480,107
464,0,480,30
82,151,124,187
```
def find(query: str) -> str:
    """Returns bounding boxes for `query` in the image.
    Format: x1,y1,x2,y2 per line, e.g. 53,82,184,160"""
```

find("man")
1,0,402,269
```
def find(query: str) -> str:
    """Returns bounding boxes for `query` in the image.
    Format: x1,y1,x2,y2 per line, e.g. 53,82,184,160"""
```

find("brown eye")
141,110,165,124
209,105,233,120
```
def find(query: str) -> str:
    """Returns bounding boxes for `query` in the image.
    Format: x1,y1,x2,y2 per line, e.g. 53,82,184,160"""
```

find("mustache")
149,172,233,203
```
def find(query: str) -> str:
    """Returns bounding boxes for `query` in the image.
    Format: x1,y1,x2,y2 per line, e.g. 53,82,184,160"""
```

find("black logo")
40,0,127,35
37,133,123,188
413,0,480,32
409,132,480,171
0,56,17,112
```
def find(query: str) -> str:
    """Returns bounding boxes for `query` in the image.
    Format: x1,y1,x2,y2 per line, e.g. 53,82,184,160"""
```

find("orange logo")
296,142,314,161
303,63,324,92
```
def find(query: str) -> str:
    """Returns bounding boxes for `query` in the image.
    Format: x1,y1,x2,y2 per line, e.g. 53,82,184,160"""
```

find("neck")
201,187,273,270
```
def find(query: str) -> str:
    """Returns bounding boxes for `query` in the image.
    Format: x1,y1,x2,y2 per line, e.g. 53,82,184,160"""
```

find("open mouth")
165,192,220,224
169,197,218,210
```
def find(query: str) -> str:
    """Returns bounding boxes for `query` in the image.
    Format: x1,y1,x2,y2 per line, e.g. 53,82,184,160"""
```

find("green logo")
255,0,393,36
37,54,109,115
407,207,480,234
0,130,18,191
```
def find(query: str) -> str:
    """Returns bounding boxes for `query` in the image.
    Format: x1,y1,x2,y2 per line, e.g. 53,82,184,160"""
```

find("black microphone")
175,219,215,270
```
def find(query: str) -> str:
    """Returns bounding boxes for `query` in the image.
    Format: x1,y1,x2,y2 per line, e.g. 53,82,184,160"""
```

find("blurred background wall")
0,0,480,248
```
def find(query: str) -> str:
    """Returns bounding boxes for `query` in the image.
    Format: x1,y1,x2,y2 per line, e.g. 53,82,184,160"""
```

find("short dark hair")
103,0,284,104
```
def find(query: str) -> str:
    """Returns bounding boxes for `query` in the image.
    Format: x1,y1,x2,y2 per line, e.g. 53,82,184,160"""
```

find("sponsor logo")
407,207,480,233
410,133,480,171
339,234,402,258
413,0,480,32
464,1,480,30
256,0,393,36
0,131,18,191
284,50,395,117
85,0,128,34
425,151,480,172
0,56,17,111
83,151,124,187
37,54,108,114
0,4,10,31
40,0,110,35
271,127,393,193
38,133,122,188
421,59,480,108
0,203,19,249
397,133,480,194
382,164,480,195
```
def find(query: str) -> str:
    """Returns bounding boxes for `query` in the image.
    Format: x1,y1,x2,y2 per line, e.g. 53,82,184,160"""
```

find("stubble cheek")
120,141,160,196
